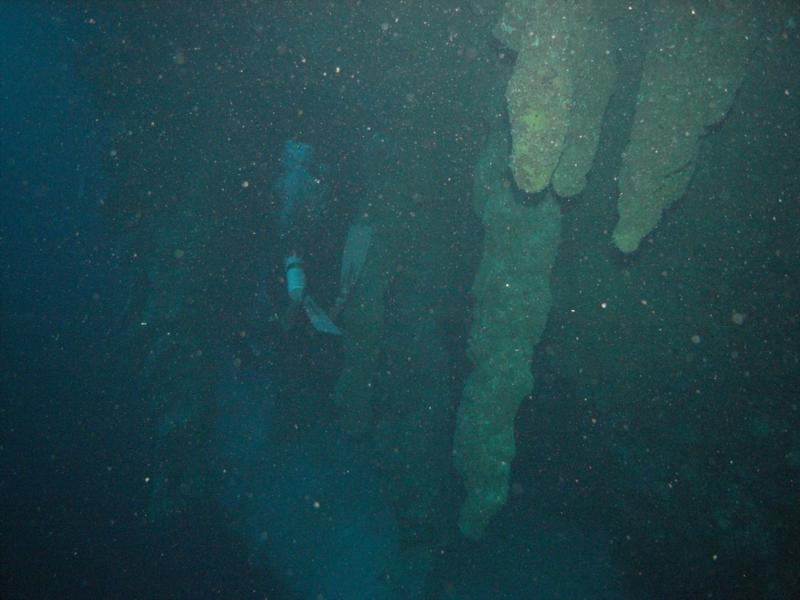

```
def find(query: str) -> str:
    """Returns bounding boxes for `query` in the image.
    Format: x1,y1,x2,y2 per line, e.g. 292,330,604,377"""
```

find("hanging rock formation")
454,129,561,539
613,1,756,253
499,0,616,197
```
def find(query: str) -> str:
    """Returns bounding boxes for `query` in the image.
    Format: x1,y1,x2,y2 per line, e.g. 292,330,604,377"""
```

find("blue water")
2,2,799,599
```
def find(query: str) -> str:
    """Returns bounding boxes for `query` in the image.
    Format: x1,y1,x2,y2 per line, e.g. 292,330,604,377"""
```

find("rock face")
501,0,616,197
453,0,617,539
613,1,755,253
454,130,561,539
455,0,760,541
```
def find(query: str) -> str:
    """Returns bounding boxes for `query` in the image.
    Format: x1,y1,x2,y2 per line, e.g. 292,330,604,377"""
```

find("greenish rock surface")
501,0,616,197
613,1,756,252
454,129,561,539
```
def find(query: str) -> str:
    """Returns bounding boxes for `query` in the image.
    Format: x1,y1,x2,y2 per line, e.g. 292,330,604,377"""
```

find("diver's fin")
303,295,342,335
339,224,372,299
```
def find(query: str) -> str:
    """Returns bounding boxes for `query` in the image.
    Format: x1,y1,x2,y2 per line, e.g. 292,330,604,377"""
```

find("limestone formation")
499,0,616,197
613,1,755,252
454,130,561,539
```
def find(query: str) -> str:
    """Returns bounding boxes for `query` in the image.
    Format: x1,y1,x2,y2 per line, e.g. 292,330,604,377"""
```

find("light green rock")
504,0,574,194
613,1,756,252
454,129,561,539
502,0,616,197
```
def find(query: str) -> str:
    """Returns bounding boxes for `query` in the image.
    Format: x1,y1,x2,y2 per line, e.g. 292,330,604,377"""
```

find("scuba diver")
273,139,371,335
283,221,371,335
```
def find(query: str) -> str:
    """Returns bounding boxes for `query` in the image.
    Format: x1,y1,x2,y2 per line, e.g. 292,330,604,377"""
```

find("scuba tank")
285,254,306,303
283,253,342,335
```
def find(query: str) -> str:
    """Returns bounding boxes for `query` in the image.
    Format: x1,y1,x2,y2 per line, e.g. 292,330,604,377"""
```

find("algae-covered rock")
551,18,617,198
454,130,561,539
501,0,616,197
613,1,756,253
504,0,574,194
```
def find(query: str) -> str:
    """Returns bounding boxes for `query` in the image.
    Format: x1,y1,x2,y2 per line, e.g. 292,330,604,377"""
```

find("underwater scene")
2,1,799,598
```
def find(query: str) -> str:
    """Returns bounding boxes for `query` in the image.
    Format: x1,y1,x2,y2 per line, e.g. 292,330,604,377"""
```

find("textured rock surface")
501,0,615,197
613,1,755,252
454,130,561,538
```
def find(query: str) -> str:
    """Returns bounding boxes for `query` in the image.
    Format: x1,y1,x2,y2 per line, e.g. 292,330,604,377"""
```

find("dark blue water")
2,2,799,599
